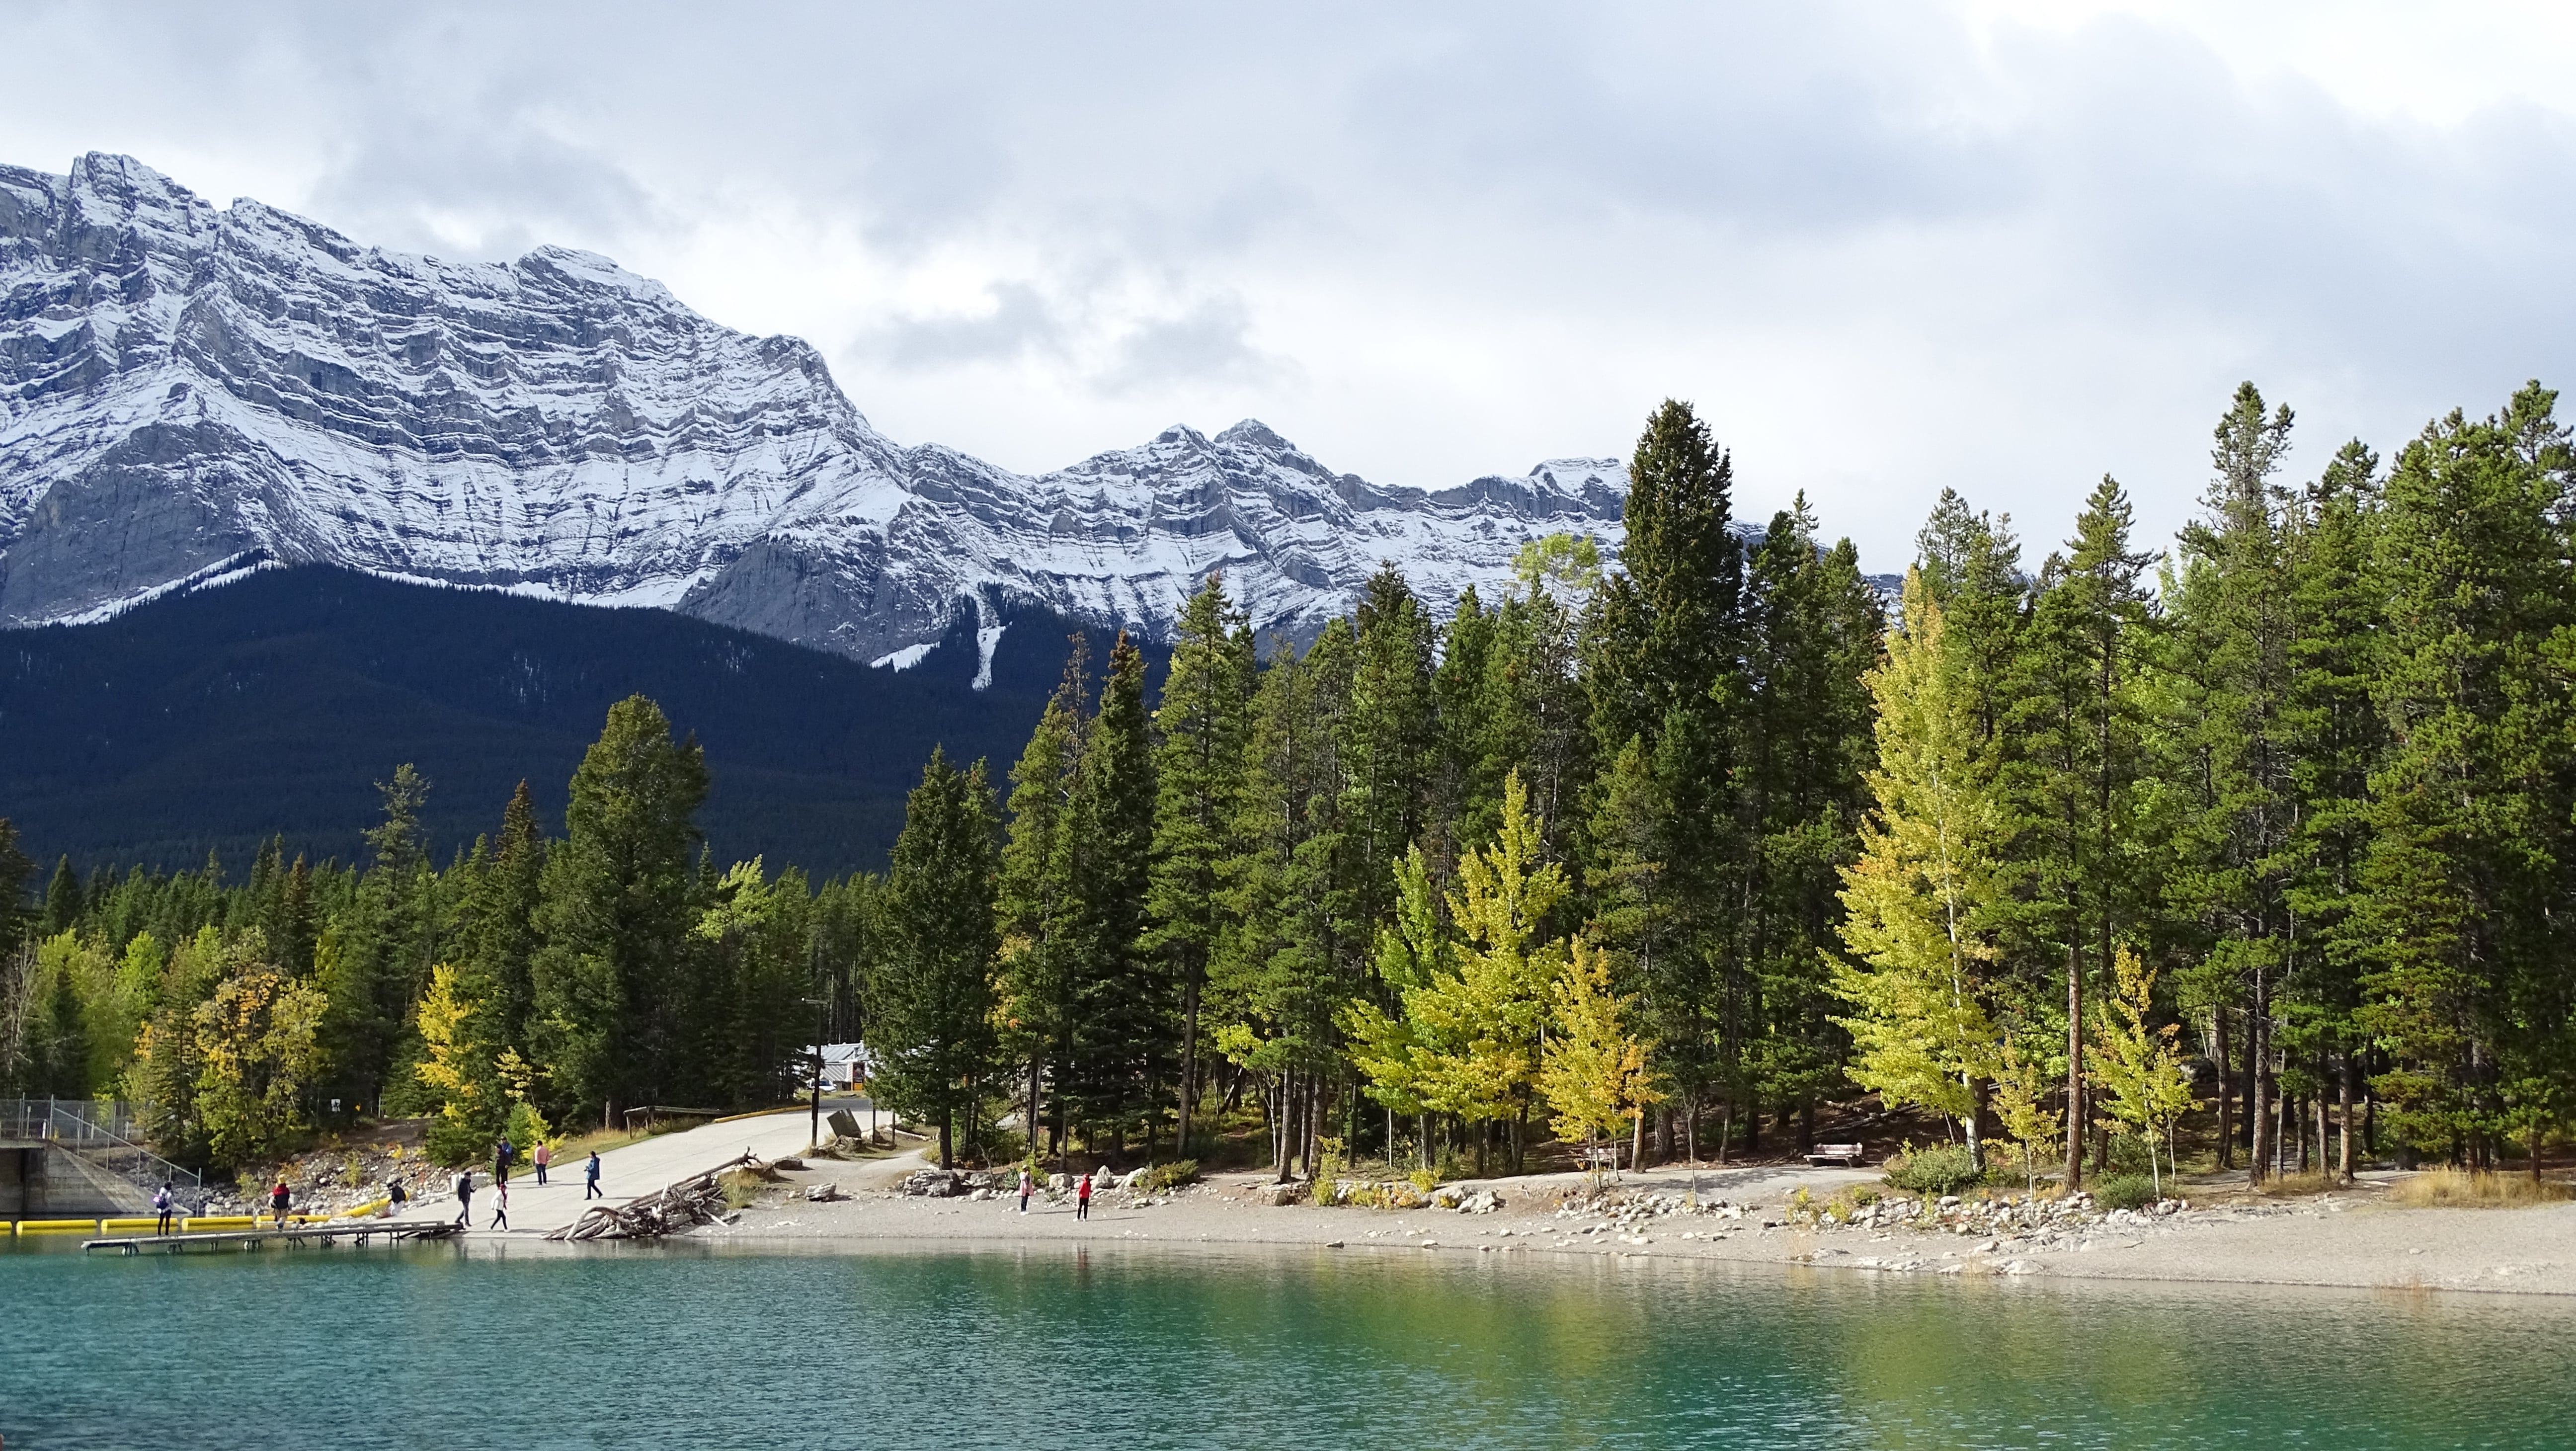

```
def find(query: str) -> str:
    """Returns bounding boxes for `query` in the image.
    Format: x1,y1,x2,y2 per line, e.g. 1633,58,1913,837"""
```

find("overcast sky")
5,0,2571,568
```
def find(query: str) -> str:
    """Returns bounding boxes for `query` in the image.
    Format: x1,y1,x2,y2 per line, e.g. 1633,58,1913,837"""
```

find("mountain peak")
0,153,1631,660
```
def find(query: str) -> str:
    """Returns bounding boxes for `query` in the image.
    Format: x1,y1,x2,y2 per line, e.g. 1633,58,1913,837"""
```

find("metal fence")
0,1099,204,1194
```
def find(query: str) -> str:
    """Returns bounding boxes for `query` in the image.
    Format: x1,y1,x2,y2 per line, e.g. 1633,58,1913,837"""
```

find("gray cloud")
3,1,2575,565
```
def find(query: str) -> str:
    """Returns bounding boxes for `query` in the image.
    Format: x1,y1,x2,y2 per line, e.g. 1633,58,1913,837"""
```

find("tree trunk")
1630,1108,1645,1173
2248,972,2271,1185
1685,1094,1699,1166
2212,1008,2234,1170
1717,1099,1733,1166
939,1106,954,1170
2337,1051,2355,1184
2065,941,2086,1190
1176,976,1200,1157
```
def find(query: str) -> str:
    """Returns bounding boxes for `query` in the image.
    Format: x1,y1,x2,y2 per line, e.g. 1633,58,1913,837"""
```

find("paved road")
438,1099,895,1236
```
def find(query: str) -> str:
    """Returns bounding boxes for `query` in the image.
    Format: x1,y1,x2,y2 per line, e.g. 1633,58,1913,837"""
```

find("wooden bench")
1806,1143,1866,1168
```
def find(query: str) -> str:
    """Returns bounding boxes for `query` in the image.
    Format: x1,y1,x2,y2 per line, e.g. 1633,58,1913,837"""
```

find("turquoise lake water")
4,1238,2570,1449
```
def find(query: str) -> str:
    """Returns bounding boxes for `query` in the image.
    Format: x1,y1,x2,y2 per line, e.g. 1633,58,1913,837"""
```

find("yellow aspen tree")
1832,570,2007,1163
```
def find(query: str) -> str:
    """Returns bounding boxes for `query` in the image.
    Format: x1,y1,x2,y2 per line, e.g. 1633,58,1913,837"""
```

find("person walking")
489,1176,510,1231
453,1170,475,1227
386,1179,409,1217
268,1176,292,1229
532,1140,551,1186
153,1182,175,1236
584,1151,603,1200
1075,1171,1092,1221
1019,1167,1034,1214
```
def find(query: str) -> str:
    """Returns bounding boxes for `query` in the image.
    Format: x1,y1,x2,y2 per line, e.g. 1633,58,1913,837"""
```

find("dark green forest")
4,383,2572,1189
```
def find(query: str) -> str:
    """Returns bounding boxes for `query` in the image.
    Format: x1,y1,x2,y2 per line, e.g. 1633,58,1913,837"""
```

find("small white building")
809,1043,871,1091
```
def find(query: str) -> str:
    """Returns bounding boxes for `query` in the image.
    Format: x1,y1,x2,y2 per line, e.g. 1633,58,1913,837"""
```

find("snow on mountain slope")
0,154,1625,664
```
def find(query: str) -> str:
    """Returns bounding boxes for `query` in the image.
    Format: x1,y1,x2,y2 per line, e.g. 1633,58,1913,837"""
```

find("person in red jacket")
1076,1171,1093,1221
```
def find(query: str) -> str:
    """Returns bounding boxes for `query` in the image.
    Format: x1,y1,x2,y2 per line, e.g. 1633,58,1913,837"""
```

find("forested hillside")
5,385,2570,1197
0,567,1133,875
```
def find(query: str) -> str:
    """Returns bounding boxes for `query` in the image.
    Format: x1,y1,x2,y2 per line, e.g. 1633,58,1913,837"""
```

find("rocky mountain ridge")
0,153,1628,668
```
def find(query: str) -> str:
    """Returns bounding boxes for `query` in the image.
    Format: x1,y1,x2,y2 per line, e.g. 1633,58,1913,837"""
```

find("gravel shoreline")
682,1155,2576,1298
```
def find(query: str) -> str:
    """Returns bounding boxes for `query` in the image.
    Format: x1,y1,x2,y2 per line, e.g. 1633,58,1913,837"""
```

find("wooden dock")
83,1219,466,1255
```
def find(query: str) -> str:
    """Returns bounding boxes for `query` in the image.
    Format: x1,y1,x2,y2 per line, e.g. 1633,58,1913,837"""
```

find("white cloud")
2,0,2572,565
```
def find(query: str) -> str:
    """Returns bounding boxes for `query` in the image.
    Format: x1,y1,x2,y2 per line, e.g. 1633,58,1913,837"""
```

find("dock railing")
0,1099,206,1198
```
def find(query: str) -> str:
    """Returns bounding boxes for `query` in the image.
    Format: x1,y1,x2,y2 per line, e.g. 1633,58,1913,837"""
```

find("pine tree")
1582,400,1747,1153
1145,575,1254,1154
996,641,1087,1157
457,782,545,1058
1060,632,1161,1150
2011,476,2158,1187
2354,385,2576,1165
872,747,1001,1168
1740,494,1883,1156
319,764,438,1116
0,819,33,968
531,698,710,1129
41,856,84,938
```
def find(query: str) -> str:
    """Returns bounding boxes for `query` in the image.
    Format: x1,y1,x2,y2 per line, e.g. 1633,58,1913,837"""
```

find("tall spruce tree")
996,641,1088,1154
873,747,1001,1168
1145,576,1254,1154
1062,633,1162,1150
530,698,710,1129
2012,477,2158,1187
2354,385,2576,1166
1583,400,1746,1153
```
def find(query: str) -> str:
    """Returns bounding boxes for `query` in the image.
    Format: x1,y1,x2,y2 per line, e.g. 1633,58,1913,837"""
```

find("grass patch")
2391,1168,2576,1208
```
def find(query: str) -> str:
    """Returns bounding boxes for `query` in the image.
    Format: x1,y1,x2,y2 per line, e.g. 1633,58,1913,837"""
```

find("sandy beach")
675,1149,2576,1298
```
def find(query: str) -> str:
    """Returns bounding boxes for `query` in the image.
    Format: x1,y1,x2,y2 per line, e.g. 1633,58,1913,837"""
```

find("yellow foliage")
1537,938,1661,1156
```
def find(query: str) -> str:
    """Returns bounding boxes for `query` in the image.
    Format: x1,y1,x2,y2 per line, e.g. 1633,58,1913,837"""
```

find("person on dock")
387,1179,409,1217
489,1176,509,1231
1019,1166,1034,1214
269,1177,292,1229
154,1183,175,1236
584,1151,603,1200
533,1140,551,1186
453,1170,474,1227
1076,1171,1092,1220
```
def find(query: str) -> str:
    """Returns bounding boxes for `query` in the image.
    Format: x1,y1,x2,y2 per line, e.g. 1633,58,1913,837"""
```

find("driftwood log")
546,1152,760,1242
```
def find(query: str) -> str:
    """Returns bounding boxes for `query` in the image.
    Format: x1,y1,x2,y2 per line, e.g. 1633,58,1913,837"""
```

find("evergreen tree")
531,698,710,1129
2162,383,2301,1179
1582,400,1747,1152
1061,633,1161,1149
319,764,438,1116
872,747,1001,1168
1145,576,1254,1153
1833,572,2008,1161
41,856,84,938
996,641,1087,1155
457,781,545,1056
2354,385,2576,1166
2011,476,2158,1187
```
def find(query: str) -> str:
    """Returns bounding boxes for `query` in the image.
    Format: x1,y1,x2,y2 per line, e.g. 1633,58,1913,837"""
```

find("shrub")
2105,1135,2154,1176
1884,1143,1986,1197
1311,1140,1343,1209
1143,1159,1199,1192
2392,1168,2576,1208
2093,1173,2157,1211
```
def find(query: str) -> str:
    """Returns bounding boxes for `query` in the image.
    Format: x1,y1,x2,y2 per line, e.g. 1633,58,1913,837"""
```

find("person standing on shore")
1076,1171,1092,1220
533,1140,551,1186
584,1151,603,1200
494,1134,514,1187
489,1177,509,1231
1019,1167,1034,1213
454,1170,474,1227
268,1176,292,1229
387,1179,408,1217
154,1183,175,1236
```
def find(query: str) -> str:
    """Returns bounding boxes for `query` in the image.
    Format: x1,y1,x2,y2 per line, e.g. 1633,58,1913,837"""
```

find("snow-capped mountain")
0,154,1627,669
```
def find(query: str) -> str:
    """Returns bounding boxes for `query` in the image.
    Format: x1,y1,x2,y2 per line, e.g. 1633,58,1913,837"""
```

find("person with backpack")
153,1183,175,1236
453,1170,474,1227
386,1179,409,1217
584,1151,603,1201
268,1177,292,1229
1076,1171,1092,1221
